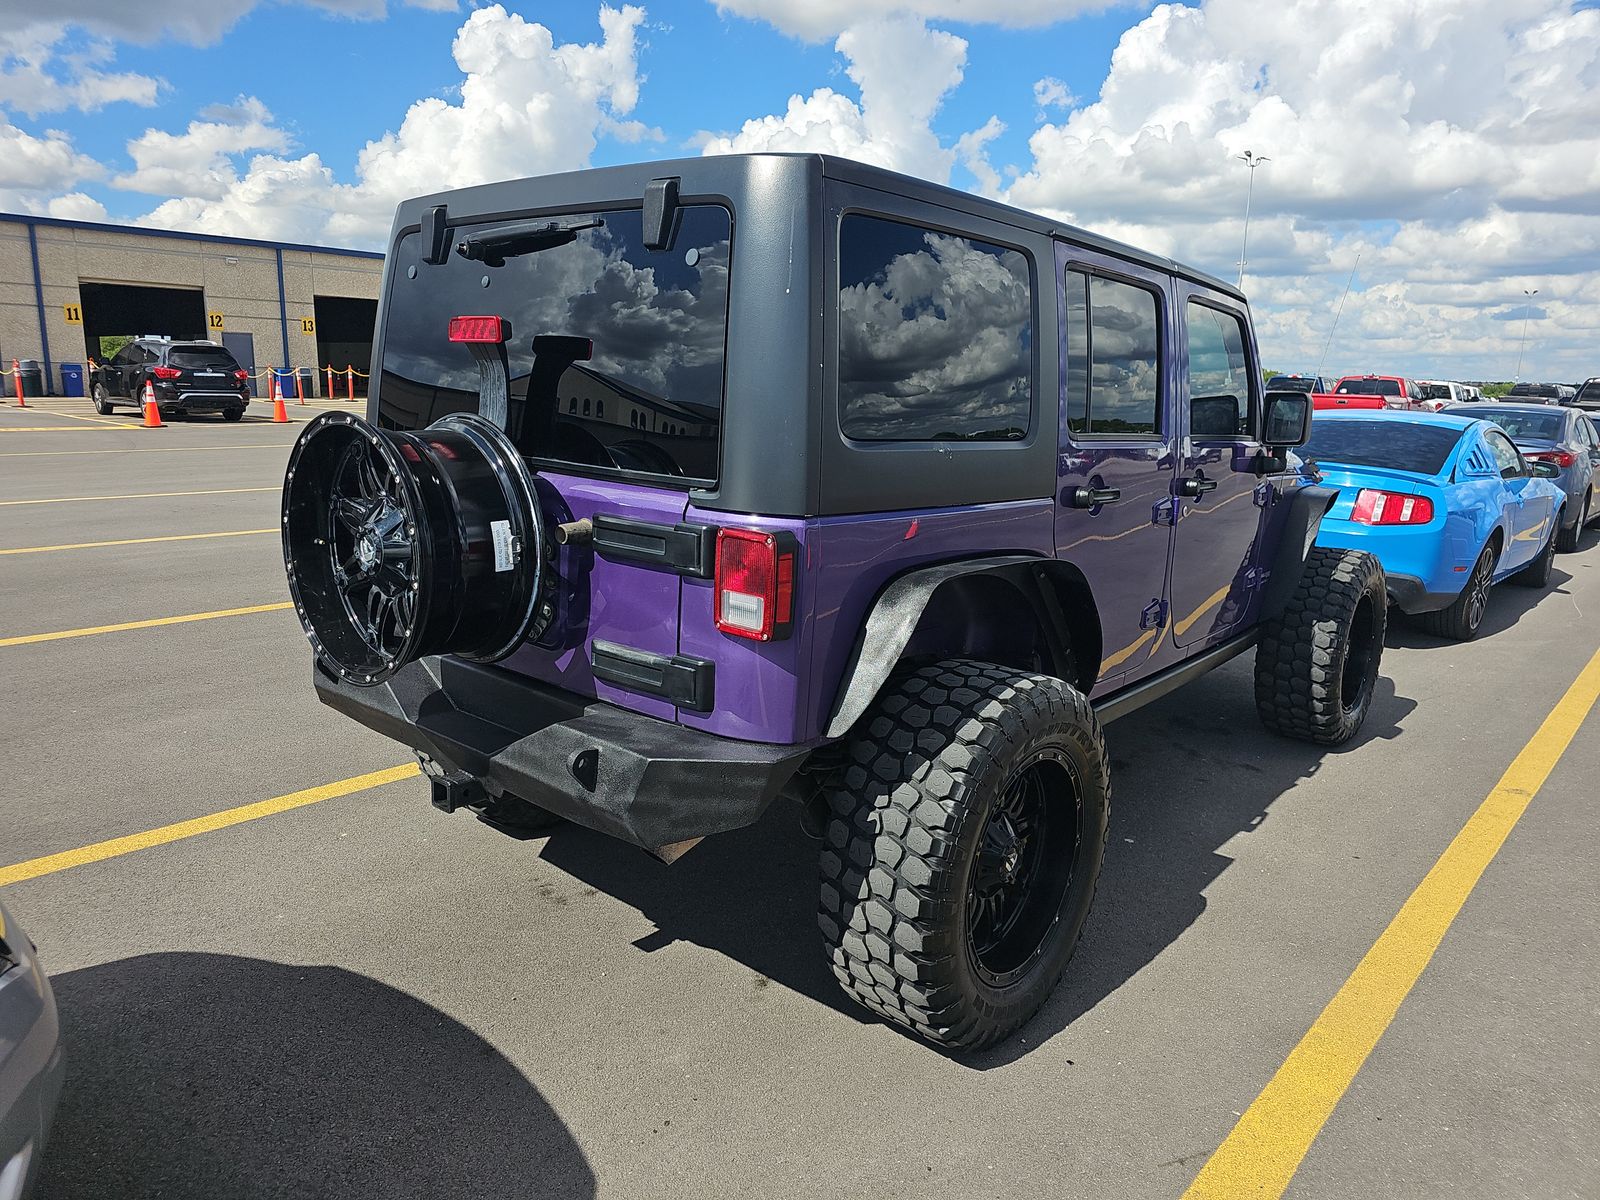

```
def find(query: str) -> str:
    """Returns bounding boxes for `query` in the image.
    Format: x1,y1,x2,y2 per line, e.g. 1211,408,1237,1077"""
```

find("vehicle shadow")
37,953,595,1200
1387,563,1576,648
536,662,1417,1064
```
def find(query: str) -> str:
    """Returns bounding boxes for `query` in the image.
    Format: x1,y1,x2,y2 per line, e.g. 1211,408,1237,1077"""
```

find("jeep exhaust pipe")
281,410,554,686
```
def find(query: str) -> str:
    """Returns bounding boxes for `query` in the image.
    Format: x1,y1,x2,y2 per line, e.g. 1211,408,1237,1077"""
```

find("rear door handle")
1178,475,1219,497
1067,486,1123,509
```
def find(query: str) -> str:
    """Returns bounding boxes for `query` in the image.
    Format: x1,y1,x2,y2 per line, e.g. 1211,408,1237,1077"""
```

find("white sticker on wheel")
491,520,515,572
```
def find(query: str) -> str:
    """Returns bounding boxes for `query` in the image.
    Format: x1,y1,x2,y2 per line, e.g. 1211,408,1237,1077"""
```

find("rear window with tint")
1448,408,1564,441
838,215,1032,442
1298,419,1463,474
1335,378,1400,397
169,348,239,370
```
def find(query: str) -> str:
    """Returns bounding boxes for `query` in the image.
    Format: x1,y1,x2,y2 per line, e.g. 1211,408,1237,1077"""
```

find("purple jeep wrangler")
281,154,1387,1049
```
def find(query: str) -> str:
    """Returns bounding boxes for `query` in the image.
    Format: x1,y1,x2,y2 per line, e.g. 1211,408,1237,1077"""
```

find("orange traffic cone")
141,380,163,428
271,374,289,423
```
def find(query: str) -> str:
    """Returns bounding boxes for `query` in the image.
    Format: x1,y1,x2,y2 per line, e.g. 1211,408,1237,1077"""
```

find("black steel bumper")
313,657,811,855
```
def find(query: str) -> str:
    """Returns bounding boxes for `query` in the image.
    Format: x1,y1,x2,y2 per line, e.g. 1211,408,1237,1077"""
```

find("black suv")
90,338,251,420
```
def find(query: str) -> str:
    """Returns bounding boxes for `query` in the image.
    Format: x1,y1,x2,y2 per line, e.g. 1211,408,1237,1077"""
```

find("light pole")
1237,150,1269,289
1515,288,1539,382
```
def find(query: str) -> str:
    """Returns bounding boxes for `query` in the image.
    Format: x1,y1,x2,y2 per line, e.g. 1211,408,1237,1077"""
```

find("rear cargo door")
168,345,240,396
374,202,734,721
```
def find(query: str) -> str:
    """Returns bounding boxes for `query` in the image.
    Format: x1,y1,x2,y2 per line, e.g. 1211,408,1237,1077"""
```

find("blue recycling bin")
60,362,85,397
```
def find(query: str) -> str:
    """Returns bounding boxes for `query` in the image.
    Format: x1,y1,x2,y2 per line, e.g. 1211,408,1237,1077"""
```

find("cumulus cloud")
0,111,100,211
124,5,647,245
710,0,1099,41
1004,0,1600,379
114,98,289,198
699,14,990,185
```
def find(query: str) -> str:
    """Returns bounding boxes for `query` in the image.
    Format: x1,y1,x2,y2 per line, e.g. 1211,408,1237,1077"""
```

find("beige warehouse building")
0,212,383,397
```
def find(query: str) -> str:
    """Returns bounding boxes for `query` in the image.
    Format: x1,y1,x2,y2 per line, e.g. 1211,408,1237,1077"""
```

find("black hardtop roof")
397,152,1244,303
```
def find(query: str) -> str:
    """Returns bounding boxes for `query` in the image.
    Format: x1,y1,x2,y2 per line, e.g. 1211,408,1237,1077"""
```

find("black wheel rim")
1466,549,1493,629
966,748,1082,988
328,438,421,667
1340,595,1376,714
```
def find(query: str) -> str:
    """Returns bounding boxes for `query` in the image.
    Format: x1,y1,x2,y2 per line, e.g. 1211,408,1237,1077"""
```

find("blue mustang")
1297,411,1566,640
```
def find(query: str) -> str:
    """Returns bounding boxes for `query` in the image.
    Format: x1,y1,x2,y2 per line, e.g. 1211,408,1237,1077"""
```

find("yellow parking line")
0,486,278,507
29,407,132,427
0,602,292,647
0,442,291,458
0,764,420,888
0,528,277,556
1182,642,1600,1200
0,424,143,432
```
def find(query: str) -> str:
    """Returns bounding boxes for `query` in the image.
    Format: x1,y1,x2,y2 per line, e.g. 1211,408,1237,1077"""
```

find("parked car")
1505,382,1564,404
1,899,64,1200
1444,402,1600,549
1300,411,1565,640
89,337,251,420
1332,374,1424,409
1313,390,1387,410
276,153,1388,1050
1414,380,1473,411
1266,373,1329,394
1574,377,1600,415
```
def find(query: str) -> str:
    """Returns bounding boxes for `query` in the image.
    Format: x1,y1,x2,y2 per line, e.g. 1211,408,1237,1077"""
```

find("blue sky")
1,0,1596,381
33,2,1140,212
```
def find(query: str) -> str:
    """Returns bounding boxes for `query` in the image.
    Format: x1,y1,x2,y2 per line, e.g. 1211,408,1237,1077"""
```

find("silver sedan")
0,900,63,1200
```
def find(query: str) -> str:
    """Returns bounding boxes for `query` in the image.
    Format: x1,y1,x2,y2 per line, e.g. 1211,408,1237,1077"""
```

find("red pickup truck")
1327,374,1422,409
1312,389,1386,411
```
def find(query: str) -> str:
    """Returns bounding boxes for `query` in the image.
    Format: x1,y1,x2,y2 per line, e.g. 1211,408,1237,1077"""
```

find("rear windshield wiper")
455,218,604,267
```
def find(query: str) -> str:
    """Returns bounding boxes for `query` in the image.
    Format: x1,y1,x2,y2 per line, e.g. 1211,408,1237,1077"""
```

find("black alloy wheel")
328,437,422,669
966,748,1082,988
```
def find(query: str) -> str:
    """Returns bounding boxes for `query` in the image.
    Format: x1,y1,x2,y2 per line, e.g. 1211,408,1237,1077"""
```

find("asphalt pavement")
1,395,1595,1199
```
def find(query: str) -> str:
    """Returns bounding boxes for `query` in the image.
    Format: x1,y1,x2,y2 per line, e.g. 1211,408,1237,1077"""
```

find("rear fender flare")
1259,485,1339,621
824,555,1102,739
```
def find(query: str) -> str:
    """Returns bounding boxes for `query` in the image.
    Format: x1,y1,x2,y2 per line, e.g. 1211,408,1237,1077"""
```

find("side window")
1063,269,1161,437
1184,301,1255,438
112,345,136,367
838,214,1033,442
1486,431,1524,478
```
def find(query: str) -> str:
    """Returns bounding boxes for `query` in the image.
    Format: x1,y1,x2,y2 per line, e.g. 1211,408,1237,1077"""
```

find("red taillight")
1351,488,1434,525
714,528,796,642
232,368,249,382
1528,449,1576,468
151,365,181,380
448,315,508,344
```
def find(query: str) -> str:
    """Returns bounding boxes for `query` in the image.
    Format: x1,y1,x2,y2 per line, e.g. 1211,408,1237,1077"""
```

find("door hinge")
1140,599,1169,630
1153,497,1177,526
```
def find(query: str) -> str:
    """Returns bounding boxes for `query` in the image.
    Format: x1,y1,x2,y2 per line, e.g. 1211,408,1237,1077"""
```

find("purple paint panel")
499,469,686,723
677,508,815,744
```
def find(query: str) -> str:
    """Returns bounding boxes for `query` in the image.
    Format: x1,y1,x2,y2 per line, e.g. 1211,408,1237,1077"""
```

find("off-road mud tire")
1254,547,1386,745
818,660,1109,1051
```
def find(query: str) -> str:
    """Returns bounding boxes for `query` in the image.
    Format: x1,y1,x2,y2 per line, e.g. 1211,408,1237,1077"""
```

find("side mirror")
1263,390,1313,447
1530,460,1561,479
